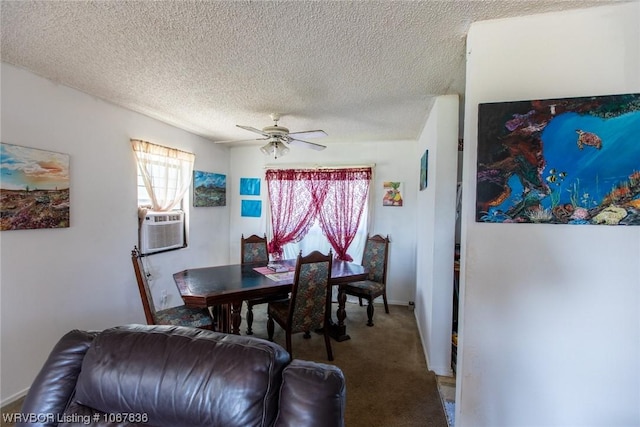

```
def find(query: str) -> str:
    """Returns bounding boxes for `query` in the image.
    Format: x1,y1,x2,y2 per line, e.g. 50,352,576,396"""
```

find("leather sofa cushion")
274,360,346,427
74,325,290,427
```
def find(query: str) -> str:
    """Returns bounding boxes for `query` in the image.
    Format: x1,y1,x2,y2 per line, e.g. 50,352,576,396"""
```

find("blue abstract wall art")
241,200,262,217
240,177,261,196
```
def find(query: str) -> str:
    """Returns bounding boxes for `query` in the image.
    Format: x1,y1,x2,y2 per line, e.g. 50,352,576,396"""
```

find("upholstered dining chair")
242,234,289,335
131,247,213,330
241,233,270,265
343,234,390,326
267,250,334,361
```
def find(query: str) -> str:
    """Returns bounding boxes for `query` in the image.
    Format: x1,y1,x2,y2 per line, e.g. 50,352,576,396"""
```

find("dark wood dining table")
173,258,368,341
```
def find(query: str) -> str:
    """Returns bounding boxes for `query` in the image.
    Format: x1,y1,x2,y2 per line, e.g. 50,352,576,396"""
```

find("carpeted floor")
1,301,448,427
249,301,449,427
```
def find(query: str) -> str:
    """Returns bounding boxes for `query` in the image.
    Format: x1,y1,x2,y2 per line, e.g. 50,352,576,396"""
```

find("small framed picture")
241,200,262,217
240,178,260,195
193,171,226,207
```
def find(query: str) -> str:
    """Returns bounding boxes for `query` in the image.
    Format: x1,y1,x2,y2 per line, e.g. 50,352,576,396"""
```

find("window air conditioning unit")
139,211,185,255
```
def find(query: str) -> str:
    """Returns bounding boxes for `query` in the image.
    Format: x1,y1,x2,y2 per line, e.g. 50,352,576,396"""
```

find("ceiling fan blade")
213,137,269,144
287,130,327,139
237,125,270,138
287,138,327,151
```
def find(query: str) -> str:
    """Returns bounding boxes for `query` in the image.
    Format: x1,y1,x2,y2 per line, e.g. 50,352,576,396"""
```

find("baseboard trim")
1,387,28,409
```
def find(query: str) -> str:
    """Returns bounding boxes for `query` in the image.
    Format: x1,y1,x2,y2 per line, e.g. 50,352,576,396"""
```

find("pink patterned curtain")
265,169,328,259
266,167,371,261
316,168,371,261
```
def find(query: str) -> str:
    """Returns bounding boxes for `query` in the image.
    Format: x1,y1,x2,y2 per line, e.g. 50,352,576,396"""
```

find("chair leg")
210,305,226,332
303,331,311,339
382,291,390,314
246,302,254,335
366,297,375,327
358,297,363,306
208,306,218,331
323,328,334,361
286,332,292,357
267,314,275,341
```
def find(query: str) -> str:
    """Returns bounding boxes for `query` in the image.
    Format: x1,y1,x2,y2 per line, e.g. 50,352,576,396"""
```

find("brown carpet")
1,302,448,427
248,301,449,427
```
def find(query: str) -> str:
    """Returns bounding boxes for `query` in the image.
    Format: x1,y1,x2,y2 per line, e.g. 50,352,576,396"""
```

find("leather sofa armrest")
17,330,97,427
274,359,346,427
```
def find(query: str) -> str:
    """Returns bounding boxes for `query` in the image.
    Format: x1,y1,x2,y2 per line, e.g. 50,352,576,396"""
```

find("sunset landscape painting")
0,143,70,230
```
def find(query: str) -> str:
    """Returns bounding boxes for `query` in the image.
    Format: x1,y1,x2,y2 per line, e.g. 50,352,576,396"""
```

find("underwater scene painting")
476,93,640,225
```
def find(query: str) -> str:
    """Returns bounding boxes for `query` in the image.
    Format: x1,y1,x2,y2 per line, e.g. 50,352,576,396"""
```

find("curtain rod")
263,163,375,170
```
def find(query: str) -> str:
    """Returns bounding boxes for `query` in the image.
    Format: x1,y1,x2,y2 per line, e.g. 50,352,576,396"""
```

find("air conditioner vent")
139,211,185,254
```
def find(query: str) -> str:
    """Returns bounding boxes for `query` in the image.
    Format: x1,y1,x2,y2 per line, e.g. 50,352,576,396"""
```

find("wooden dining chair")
267,250,334,361
242,234,289,335
241,233,270,264
131,247,213,330
343,234,390,326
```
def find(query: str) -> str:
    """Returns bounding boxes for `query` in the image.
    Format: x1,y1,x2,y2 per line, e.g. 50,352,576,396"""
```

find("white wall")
458,4,640,426
228,139,419,306
414,95,459,375
0,63,422,403
0,63,230,404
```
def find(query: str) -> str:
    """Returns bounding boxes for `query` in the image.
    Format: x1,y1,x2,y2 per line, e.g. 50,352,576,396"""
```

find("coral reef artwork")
476,93,640,225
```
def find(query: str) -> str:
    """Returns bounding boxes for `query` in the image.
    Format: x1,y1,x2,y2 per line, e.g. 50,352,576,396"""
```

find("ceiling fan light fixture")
274,142,289,159
260,142,274,156
260,140,289,159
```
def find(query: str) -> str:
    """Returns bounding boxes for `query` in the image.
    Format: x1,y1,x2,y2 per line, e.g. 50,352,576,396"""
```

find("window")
131,139,194,254
282,202,369,263
132,139,194,211
266,167,372,262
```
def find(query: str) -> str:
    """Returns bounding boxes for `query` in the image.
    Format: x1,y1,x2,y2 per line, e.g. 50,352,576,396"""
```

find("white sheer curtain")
131,139,195,212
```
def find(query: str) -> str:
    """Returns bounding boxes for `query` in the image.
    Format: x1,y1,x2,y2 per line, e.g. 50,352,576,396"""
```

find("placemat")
253,266,295,282
264,271,295,282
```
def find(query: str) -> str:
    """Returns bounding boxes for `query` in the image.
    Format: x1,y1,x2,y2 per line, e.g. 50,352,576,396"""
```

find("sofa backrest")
74,325,290,427
19,325,346,427
18,329,98,427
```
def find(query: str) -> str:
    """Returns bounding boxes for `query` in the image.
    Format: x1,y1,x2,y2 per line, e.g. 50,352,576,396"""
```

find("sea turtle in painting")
575,129,602,150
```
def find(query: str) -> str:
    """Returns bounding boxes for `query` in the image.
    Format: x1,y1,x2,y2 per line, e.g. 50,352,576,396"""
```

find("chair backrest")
131,246,156,325
362,234,390,283
241,234,269,264
288,250,333,333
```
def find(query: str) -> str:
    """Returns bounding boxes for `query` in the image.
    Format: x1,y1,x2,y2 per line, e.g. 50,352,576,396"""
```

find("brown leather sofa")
18,325,345,427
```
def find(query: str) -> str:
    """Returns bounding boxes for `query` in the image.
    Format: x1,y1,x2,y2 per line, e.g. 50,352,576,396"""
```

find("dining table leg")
329,285,351,341
230,301,243,335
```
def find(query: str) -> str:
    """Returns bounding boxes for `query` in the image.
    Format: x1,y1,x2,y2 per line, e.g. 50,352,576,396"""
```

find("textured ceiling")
0,0,625,147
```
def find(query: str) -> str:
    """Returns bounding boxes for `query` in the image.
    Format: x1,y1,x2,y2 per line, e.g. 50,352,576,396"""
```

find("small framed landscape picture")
193,171,226,207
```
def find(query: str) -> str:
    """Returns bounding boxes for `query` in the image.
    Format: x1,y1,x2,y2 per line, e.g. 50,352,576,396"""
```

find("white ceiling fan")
222,113,327,159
